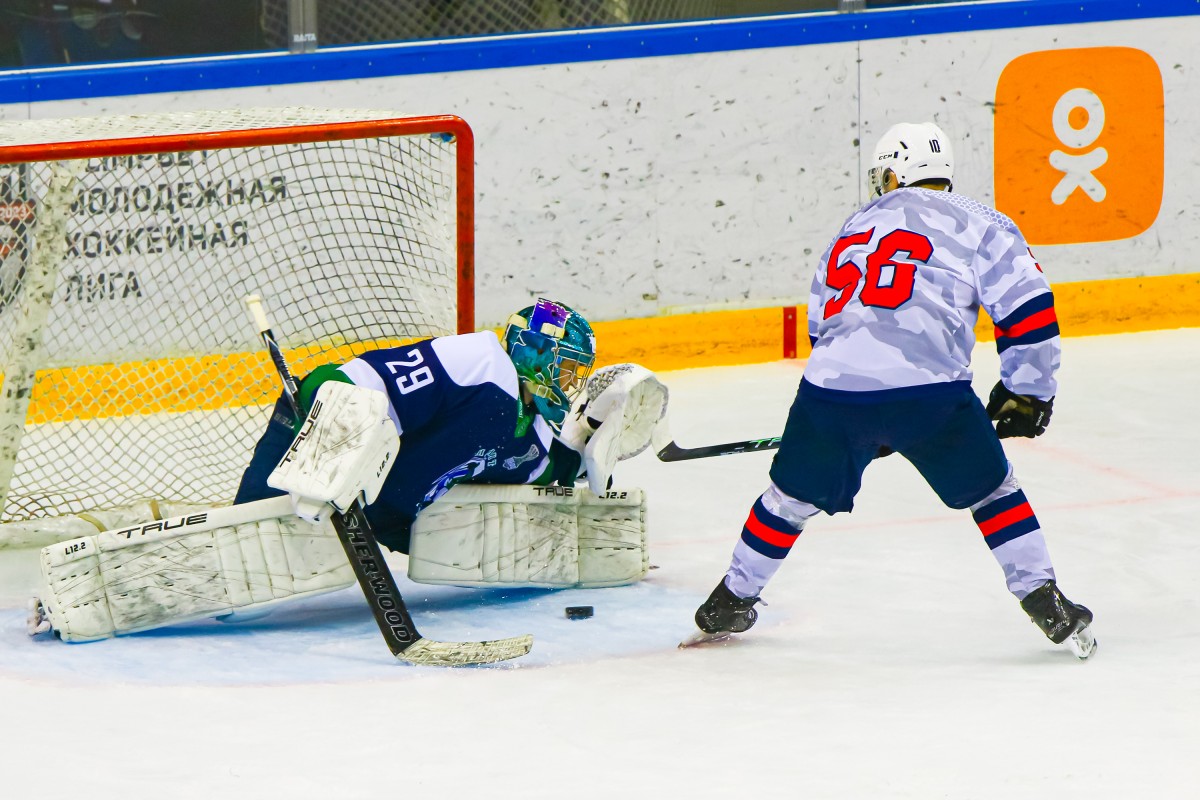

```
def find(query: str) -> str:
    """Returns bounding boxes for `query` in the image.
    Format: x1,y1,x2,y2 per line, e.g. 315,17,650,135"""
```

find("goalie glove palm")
985,381,1054,439
560,364,668,494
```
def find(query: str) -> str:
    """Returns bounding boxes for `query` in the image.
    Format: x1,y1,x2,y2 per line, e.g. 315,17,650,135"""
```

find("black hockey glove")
985,381,1054,439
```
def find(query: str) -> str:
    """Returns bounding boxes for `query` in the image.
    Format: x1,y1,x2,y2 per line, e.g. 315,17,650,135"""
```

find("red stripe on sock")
744,508,800,549
977,502,1035,537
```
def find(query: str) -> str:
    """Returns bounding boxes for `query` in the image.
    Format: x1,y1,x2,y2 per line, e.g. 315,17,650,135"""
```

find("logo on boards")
994,47,1163,245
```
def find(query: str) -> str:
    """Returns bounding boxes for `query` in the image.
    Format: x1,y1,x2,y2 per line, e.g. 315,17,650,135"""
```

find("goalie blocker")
28,485,647,642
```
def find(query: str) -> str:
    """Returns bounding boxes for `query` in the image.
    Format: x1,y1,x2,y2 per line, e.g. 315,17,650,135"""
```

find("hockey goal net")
0,109,473,542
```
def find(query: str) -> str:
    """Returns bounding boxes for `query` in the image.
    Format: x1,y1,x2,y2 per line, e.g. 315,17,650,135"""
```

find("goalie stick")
243,294,533,666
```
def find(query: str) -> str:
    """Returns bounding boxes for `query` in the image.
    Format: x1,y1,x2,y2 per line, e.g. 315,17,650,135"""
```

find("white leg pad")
35,497,354,642
407,485,648,589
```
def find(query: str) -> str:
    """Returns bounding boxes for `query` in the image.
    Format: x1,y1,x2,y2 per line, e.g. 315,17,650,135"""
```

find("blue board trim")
1,0,1197,105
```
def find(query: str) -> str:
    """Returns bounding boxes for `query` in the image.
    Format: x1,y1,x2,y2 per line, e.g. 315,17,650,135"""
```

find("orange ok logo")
994,47,1163,245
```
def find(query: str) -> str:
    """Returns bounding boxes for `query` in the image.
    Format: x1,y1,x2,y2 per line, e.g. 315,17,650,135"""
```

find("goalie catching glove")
559,363,669,494
985,381,1054,439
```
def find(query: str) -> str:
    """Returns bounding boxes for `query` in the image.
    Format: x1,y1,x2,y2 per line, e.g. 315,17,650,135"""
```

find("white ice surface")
1,329,1198,799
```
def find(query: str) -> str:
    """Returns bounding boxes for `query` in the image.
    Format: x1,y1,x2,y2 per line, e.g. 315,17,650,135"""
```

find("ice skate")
679,579,761,647
26,596,53,637
1020,580,1096,659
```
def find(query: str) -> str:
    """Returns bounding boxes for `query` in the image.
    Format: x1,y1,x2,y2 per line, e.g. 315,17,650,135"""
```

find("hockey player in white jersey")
687,122,1095,658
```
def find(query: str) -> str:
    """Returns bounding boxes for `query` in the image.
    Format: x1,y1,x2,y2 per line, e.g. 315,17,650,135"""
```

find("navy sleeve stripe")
994,292,1055,330
996,322,1060,354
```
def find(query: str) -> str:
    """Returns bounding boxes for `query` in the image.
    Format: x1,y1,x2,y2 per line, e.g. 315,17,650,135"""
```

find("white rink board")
2,14,1196,327
859,17,1200,289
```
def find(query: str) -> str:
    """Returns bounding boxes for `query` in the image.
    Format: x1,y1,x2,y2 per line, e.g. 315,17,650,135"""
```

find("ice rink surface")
1,329,1197,799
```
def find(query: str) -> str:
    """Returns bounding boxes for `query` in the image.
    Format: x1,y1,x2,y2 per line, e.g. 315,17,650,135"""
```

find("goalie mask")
868,121,954,198
503,298,596,431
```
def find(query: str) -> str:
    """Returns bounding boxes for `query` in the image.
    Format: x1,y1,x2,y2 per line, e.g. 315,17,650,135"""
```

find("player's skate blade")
678,628,734,648
1069,624,1097,660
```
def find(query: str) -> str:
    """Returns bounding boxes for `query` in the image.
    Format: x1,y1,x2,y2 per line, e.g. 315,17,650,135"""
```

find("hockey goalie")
28,298,669,643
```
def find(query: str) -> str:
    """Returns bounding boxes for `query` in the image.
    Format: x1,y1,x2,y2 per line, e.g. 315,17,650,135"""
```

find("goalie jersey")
236,331,579,552
805,188,1060,400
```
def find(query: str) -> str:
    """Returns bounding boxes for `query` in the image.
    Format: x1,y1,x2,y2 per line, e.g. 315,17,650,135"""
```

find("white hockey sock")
970,465,1055,599
725,482,820,598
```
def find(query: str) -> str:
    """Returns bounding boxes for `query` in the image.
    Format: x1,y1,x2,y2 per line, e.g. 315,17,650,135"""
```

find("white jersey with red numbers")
805,187,1061,400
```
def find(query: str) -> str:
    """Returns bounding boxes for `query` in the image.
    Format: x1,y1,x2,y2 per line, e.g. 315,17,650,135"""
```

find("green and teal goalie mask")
503,298,596,431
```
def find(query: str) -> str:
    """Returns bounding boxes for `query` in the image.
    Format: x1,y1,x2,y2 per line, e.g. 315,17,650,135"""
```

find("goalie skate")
26,596,52,637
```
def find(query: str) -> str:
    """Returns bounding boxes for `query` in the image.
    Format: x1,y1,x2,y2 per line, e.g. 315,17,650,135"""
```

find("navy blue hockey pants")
768,379,1010,514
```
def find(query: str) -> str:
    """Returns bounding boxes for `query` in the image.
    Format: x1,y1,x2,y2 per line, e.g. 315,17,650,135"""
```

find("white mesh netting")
0,108,466,522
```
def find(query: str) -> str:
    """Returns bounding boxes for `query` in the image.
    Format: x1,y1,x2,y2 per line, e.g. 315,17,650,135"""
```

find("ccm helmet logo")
994,47,1163,245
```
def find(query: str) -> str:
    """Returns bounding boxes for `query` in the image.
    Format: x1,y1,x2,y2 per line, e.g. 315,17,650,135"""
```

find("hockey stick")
656,436,781,462
654,436,899,462
649,416,781,463
243,294,532,666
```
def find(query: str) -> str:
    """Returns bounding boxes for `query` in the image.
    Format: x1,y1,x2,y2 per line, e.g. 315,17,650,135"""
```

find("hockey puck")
565,605,594,620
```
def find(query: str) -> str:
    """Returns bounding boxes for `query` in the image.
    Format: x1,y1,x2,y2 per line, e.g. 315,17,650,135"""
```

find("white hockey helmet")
867,122,954,198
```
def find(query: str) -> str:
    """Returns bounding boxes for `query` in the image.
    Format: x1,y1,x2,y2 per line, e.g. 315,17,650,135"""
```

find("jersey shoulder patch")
933,190,1020,234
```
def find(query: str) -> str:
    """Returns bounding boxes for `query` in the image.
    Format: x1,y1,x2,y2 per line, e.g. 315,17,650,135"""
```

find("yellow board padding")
6,272,1199,422
1043,272,1200,336
590,306,790,373
17,338,422,424
592,272,1200,373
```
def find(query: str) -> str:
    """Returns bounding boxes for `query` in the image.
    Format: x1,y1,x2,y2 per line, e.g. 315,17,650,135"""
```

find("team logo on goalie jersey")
423,454,489,505
502,444,541,470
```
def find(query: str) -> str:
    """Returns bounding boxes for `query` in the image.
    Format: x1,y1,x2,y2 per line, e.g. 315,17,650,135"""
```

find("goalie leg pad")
576,488,650,588
35,498,353,642
406,485,648,589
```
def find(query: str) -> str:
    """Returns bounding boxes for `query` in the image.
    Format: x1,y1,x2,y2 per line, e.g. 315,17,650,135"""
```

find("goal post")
0,109,474,539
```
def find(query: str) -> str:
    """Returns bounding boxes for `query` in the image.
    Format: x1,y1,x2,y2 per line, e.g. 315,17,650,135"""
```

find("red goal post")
0,109,474,540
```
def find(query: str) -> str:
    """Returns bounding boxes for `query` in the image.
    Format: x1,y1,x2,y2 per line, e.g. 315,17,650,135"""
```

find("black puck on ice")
565,605,594,620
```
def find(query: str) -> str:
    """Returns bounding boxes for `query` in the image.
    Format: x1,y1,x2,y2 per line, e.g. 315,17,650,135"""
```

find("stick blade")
398,634,534,666
656,441,689,462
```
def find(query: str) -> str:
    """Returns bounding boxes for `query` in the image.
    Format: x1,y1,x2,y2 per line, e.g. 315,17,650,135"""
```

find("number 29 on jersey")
385,349,435,394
